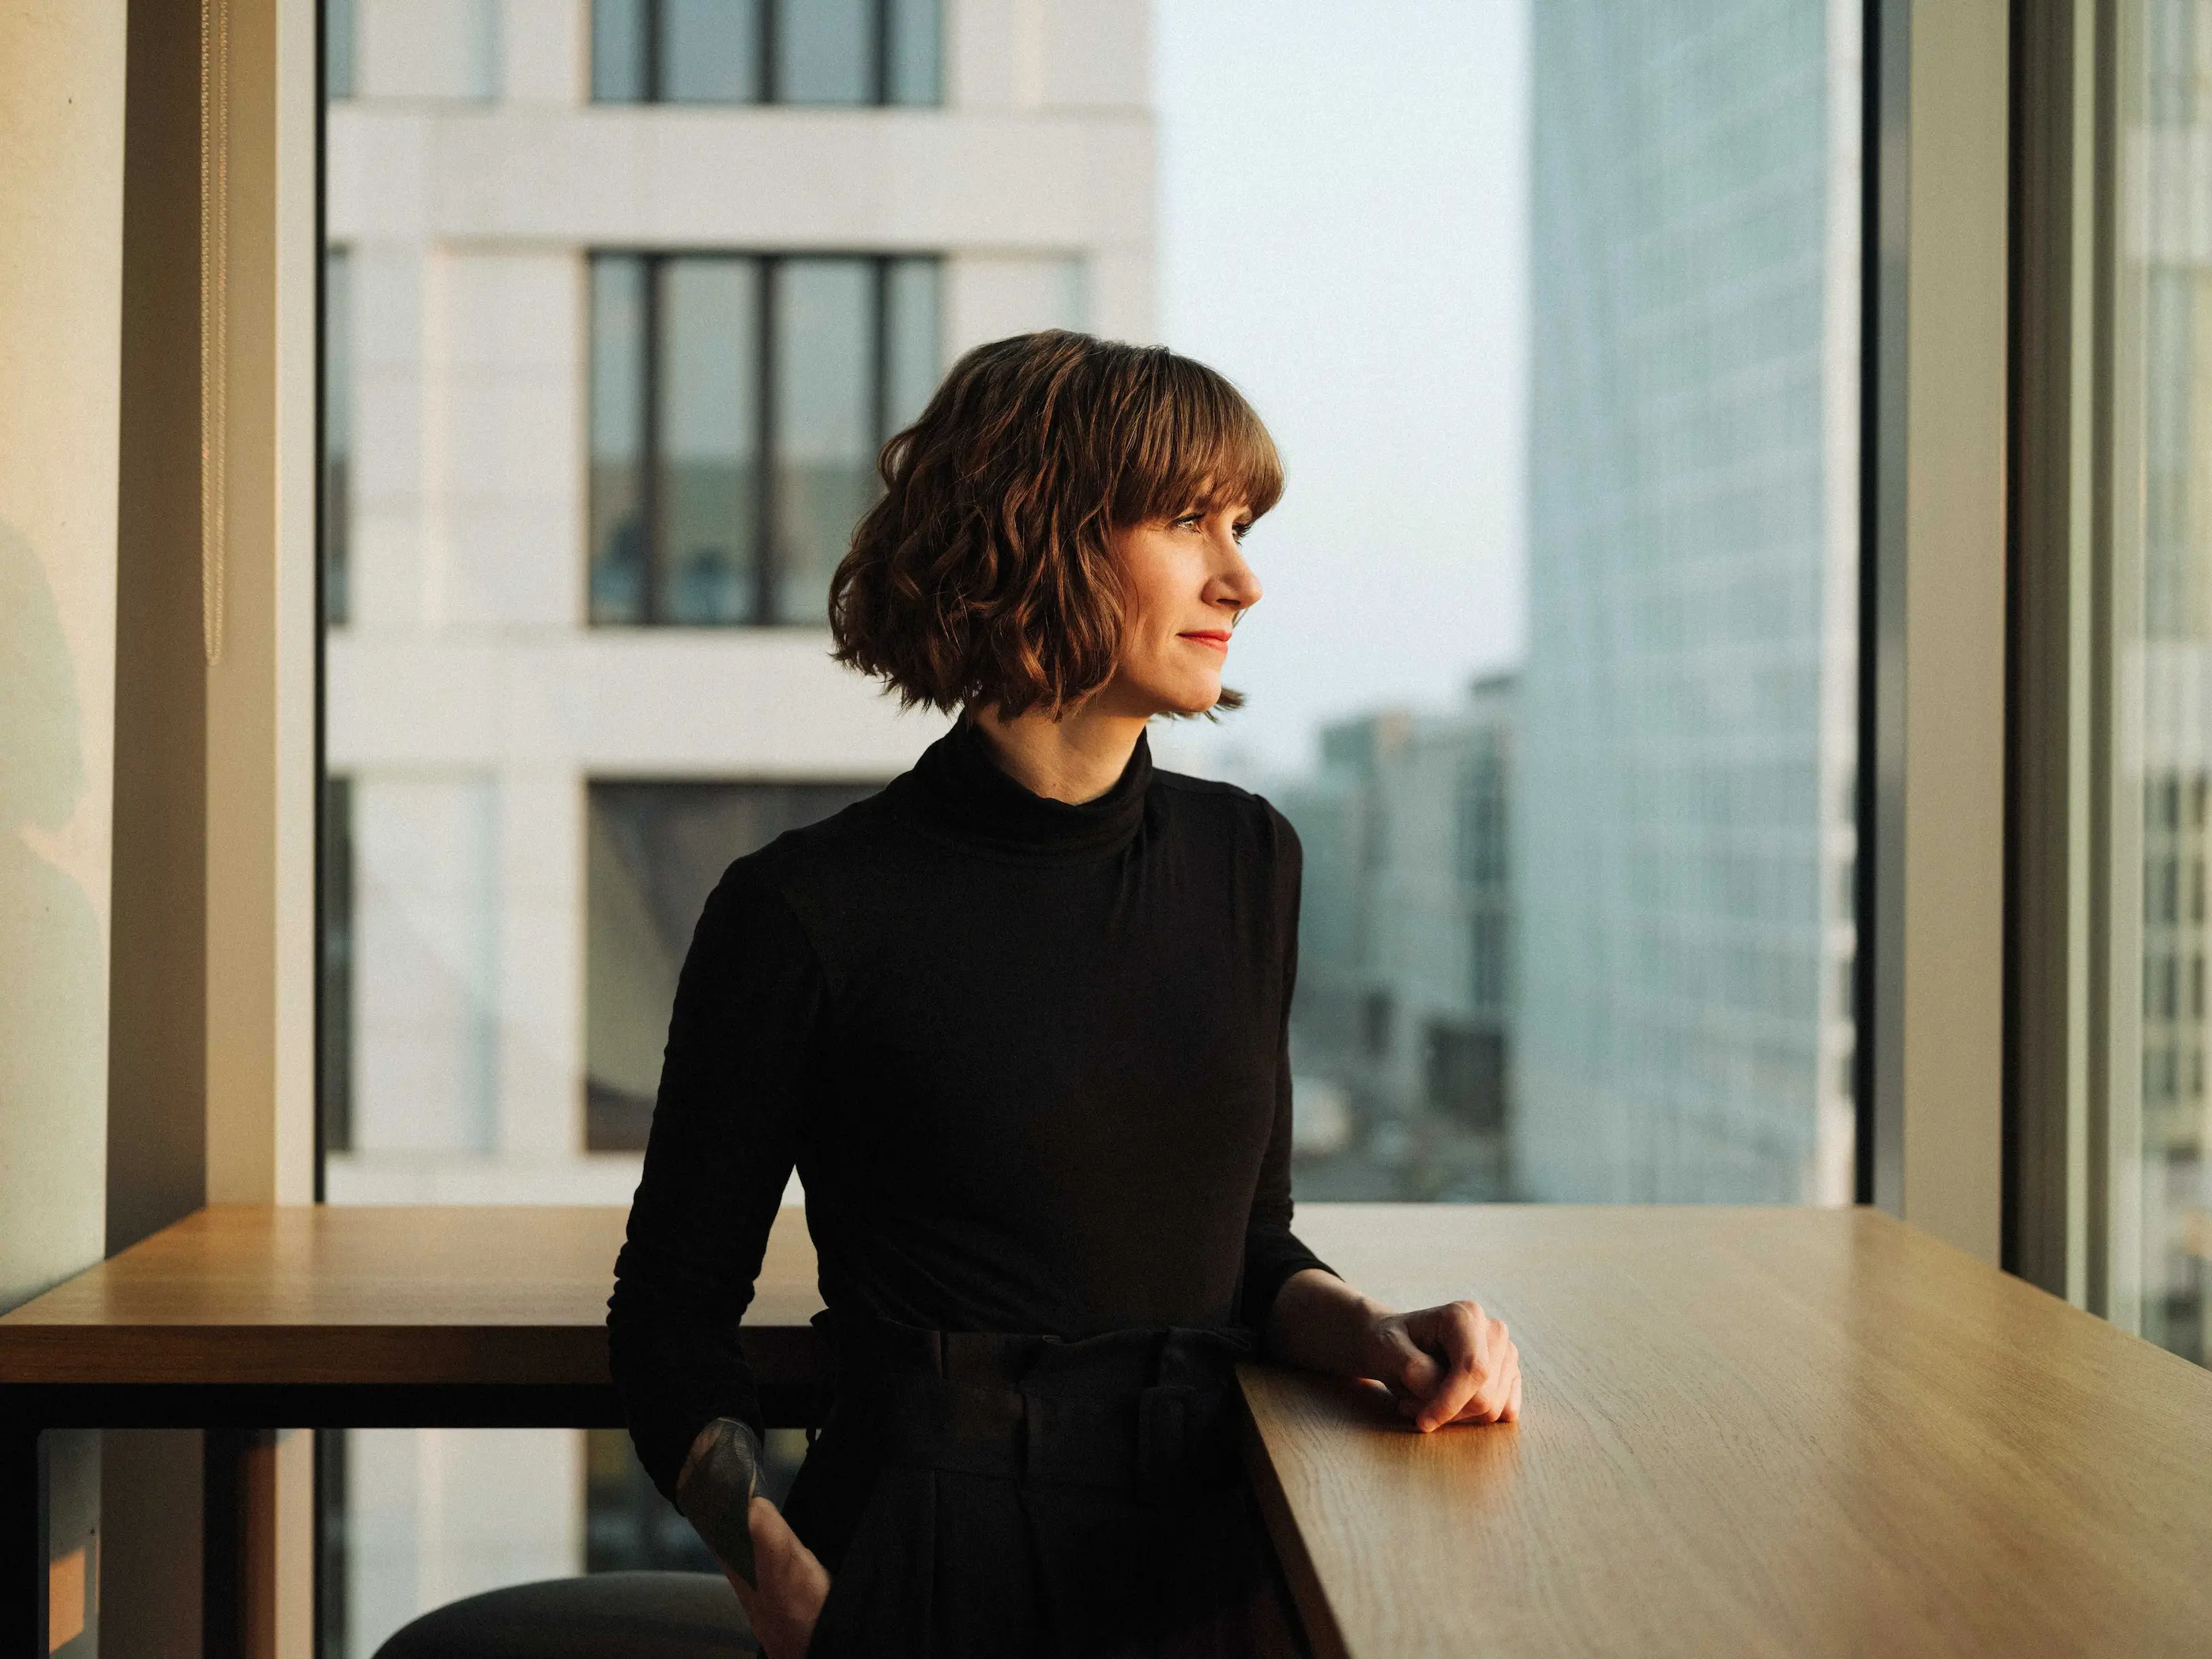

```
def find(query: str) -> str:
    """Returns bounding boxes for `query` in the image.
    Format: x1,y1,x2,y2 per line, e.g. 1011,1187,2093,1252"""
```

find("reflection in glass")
658,258,762,625
777,0,875,104
887,0,942,106
774,260,876,625
664,0,763,104
589,255,649,624
585,781,879,1150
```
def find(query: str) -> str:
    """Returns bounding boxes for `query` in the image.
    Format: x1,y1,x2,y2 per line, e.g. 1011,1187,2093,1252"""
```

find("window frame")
585,248,941,630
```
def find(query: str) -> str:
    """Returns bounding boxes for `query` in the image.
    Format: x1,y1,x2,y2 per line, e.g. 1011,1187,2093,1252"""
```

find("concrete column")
352,774,500,1153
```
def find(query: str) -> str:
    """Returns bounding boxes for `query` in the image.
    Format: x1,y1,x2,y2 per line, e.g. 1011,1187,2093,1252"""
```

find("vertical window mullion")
757,258,780,623
871,258,891,450
641,256,666,623
761,0,779,104
872,0,891,106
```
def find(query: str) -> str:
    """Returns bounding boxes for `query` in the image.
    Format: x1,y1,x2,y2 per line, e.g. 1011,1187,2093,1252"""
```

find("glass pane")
884,256,941,432
886,0,941,106
323,245,352,627
776,0,875,104
322,1,1864,1646
589,0,647,102
1153,2,1860,1203
772,258,875,624
325,0,355,100
663,0,763,103
2117,0,2212,1366
585,781,880,1149
657,257,762,625
588,254,648,625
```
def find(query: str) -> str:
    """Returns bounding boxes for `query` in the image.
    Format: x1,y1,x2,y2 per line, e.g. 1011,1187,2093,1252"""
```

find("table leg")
204,1428,278,1659
1,1425,41,1659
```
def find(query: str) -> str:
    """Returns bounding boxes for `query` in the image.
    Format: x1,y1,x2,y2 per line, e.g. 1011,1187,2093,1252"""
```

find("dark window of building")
325,0,355,99
322,246,352,628
585,780,882,1149
318,776,354,1156
1424,1021,1507,1134
589,253,940,627
590,0,941,106
1360,991,1394,1061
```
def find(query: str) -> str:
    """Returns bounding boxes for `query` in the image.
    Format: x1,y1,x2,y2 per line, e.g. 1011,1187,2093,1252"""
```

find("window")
320,0,1867,1645
585,780,878,1151
590,0,941,107
1153,2,1860,1209
2109,0,2212,1366
587,254,940,628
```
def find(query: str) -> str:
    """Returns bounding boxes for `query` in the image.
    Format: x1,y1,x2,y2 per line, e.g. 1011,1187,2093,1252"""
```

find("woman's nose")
1213,537,1262,611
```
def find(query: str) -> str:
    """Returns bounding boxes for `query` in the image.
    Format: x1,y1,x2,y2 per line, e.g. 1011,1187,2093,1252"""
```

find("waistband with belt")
812,1309,1258,1506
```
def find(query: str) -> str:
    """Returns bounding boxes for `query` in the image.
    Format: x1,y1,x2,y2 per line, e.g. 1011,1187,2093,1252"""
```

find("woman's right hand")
720,1496,830,1659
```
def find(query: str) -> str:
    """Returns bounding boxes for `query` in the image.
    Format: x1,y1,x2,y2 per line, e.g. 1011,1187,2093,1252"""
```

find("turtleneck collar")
897,715,1155,860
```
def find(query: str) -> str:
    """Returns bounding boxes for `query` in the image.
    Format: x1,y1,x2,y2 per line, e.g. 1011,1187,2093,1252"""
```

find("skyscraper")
1514,0,1860,1204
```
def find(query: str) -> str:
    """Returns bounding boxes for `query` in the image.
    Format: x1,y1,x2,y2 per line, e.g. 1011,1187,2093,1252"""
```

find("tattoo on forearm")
676,1417,763,1588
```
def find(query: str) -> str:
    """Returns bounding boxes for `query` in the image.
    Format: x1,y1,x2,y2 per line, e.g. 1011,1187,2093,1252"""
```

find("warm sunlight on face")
1097,499,1263,719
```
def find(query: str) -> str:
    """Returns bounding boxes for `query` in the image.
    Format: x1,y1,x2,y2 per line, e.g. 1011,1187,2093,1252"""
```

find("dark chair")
371,1571,758,1659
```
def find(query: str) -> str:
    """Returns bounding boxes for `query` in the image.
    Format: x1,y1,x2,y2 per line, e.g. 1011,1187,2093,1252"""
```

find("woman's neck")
968,702,1150,804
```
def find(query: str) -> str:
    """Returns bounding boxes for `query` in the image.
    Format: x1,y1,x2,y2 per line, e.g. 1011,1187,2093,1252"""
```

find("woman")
607,329,1522,1659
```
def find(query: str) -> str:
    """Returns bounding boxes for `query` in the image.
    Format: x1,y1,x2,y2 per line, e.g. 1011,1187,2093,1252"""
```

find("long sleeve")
1239,812,1332,1331
607,861,829,1502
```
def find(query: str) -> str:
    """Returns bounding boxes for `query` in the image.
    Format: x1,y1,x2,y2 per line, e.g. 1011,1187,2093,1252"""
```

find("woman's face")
1098,499,1263,718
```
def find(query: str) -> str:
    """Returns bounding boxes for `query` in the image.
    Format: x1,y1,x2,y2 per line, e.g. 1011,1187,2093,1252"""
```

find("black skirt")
784,1313,1309,1659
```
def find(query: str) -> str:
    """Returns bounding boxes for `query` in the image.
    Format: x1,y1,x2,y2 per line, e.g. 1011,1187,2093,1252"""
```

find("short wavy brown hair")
828,329,1283,717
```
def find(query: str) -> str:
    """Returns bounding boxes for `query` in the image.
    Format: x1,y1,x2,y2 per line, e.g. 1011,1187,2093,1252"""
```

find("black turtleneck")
607,717,1330,1499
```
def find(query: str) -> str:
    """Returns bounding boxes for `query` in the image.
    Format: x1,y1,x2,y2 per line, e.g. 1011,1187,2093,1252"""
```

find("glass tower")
1514,0,1861,1202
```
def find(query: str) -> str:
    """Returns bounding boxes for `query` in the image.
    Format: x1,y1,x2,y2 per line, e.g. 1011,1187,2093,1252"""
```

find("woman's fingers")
1410,1303,1494,1431
1374,1300,1525,1431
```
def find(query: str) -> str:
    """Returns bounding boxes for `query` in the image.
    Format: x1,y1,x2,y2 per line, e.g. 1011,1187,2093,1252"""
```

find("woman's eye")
1232,522,1252,542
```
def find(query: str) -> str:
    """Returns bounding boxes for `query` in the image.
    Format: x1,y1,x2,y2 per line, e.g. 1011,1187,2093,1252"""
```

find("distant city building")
1271,675,1515,1202
321,0,1154,1648
1514,0,1860,1205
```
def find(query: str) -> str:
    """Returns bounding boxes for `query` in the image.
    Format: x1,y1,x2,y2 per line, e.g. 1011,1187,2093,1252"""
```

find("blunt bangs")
1113,353,1286,531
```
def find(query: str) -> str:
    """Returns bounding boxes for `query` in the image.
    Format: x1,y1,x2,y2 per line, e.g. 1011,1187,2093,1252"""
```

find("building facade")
1271,675,1516,1202
1514,0,1860,1205
321,2,1153,1648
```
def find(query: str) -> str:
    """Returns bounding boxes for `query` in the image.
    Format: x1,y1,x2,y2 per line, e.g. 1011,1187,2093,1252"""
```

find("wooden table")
1257,1205,2212,1658
0,1206,821,1659
6,1204,2211,1658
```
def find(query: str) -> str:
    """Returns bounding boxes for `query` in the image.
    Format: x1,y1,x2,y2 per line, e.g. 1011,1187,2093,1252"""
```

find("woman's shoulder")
1151,767,1302,866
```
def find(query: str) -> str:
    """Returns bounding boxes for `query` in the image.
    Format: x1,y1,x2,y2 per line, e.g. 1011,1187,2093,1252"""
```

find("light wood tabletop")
8,1203,2211,1656
0,1203,823,1387
1249,1204,2212,1659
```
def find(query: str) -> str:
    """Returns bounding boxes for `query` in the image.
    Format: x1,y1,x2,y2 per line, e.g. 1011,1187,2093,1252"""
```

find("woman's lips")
1179,631,1231,653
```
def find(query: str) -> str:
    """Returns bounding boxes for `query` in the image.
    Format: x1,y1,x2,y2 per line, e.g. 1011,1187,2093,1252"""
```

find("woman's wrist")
675,1417,764,1586
1267,1267,1396,1379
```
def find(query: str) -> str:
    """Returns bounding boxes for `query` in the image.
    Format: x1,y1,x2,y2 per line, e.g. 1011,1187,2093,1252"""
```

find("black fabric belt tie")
814,1311,1256,1505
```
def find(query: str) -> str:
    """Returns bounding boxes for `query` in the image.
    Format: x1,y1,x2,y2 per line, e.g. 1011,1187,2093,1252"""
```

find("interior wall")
0,0,127,1311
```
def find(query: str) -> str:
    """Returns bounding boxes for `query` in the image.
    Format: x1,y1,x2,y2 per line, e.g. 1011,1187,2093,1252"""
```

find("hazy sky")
1149,0,1529,778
